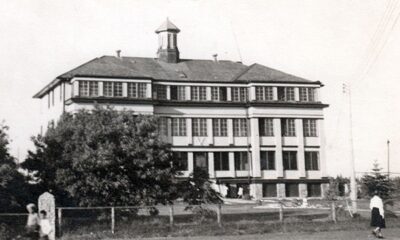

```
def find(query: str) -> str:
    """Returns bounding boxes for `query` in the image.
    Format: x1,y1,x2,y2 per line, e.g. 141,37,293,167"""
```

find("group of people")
25,203,53,240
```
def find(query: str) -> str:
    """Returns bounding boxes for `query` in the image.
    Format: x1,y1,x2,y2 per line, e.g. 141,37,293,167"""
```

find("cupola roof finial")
155,18,180,33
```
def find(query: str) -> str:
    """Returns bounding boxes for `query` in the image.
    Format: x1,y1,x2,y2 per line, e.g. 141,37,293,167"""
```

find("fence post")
111,207,115,234
169,205,174,227
331,202,337,223
279,202,283,223
58,208,62,237
216,204,222,227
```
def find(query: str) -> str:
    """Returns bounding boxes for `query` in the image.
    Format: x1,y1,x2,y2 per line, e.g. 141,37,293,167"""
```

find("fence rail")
3,198,399,238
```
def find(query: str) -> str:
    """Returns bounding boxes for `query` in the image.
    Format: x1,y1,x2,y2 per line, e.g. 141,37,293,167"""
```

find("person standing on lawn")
370,191,385,238
25,203,40,240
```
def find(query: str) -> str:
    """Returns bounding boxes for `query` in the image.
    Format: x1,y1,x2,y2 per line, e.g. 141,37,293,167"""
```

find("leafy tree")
23,106,180,207
0,123,30,212
360,161,394,200
179,167,222,205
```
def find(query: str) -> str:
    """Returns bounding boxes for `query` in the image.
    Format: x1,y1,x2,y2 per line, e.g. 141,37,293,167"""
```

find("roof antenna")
230,20,243,63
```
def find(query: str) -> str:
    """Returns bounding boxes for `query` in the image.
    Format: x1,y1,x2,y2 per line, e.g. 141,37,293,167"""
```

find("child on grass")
39,210,53,240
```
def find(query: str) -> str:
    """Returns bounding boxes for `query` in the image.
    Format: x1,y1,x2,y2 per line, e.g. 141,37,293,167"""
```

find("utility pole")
343,83,357,213
387,140,390,178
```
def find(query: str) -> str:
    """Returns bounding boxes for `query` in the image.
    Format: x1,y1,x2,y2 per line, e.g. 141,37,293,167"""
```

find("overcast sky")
1,0,399,177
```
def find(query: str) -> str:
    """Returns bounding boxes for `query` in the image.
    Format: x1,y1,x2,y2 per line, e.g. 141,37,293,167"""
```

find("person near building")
25,203,40,240
370,191,385,238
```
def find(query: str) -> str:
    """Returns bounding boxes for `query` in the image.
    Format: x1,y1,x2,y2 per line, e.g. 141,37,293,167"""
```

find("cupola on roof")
155,18,180,33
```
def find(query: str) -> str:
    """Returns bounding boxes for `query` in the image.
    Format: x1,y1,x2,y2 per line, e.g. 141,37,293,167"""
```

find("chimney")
212,54,218,62
116,50,121,58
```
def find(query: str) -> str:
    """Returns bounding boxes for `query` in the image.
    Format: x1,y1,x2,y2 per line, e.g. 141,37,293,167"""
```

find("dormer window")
79,81,98,97
191,86,206,101
299,87,316,102
277,87,295,101
211,87,227,101
232,87,248,102
255,86,273,101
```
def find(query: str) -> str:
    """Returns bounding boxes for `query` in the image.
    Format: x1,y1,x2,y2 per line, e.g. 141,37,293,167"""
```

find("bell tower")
155,18,180,63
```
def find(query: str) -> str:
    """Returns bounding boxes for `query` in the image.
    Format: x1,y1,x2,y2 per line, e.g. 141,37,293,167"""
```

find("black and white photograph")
1,0,400,239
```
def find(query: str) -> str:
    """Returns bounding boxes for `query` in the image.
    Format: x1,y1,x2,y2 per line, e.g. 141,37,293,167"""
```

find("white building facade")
34,19,329,200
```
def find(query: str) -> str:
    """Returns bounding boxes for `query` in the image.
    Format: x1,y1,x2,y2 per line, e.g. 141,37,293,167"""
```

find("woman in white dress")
370,191,385,238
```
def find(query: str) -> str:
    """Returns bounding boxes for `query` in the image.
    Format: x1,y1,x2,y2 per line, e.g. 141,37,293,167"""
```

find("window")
103,82,113,97
194,152,208,169
127,82,148,98
127,83,137,98
113,82,123,97
234,152,249,170
211,87,227,101
285,183,299,197
171,118,186,136
214,152,229,171
213,119,227,137
233,119,248,137
260,151,275,170
303,119,317,137
154,85,167,100
173,152,188,171
255,86,274,101
79,81,89,96
232,87,248,102
192,118,207,136
281,118,296,137
138,83,147,98
299,88,316,102
263,183,277,197
89,82,98,96
305,151,319,170
277,87,295,101
307,183,321,197
259,118,274,136
170,86,186,100
191,86,207,101
283,151,297,170
158,117,168,136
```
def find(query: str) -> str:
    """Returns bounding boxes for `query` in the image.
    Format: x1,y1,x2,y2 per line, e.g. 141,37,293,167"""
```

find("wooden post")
331,202,337,223
279,202,283,223
58,208,62,237
111,207,115,234
169,205,174,227
216,204,222,227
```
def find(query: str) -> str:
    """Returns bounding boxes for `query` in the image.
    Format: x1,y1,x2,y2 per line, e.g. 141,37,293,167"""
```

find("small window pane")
214,152,229,171
307,183,321,197
263,183,277,197
173,152,188,171
285,183,299,197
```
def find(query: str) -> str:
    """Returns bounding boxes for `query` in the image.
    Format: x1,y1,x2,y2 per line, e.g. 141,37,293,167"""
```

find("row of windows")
76,81,317,103
263,183,322,197
78,81,147,98
158,118,318,137
173,151,320,171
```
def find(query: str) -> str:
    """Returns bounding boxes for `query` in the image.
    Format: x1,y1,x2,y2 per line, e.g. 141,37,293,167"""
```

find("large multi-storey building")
34,19,329,200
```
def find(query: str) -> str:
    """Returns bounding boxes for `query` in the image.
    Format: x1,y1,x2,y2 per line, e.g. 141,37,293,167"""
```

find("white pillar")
294,87,300,101
229,152,235,177
206,87,212,101
147,83,152,99
188,152,194,174
122,82,128,97
207,118,213,145
186,86,191,100
98,82,104,96
167,118,172,143
187,118,193,145
208,152,215,178
227,119,234,145
227,87,232,101
274,118,284,178
250,118,261,177
296,119,306,178
272,86,278,100
166,85,171,100
249,86,256,101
